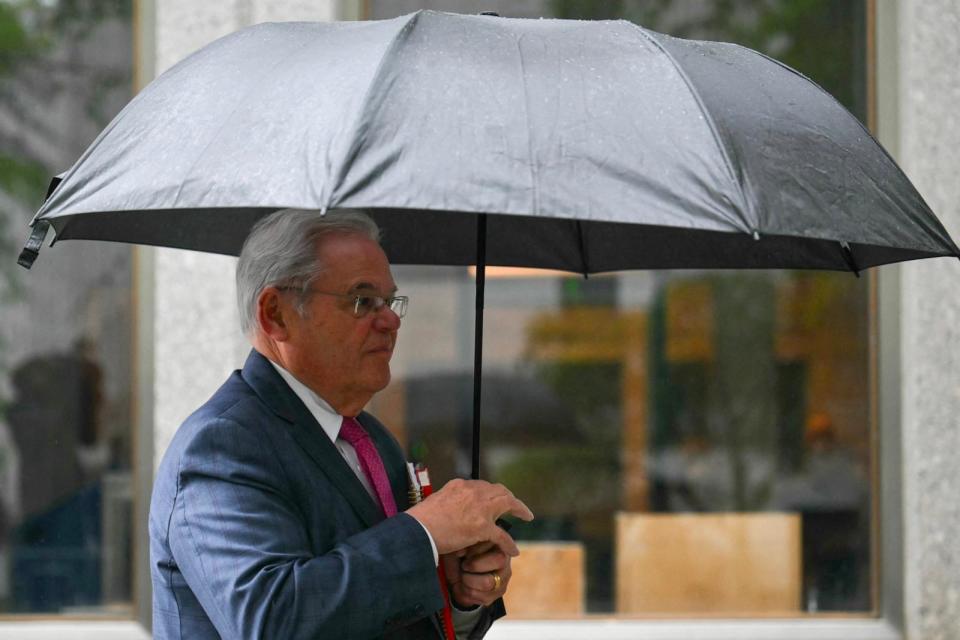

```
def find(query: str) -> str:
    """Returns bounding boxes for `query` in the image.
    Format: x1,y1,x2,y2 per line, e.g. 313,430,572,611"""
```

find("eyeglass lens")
353,295,407,318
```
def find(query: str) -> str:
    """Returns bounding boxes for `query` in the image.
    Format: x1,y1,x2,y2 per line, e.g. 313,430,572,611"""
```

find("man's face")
282,232,400,408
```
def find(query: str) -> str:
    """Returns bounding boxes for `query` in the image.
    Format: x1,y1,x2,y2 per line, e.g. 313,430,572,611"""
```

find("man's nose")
372,305,401,331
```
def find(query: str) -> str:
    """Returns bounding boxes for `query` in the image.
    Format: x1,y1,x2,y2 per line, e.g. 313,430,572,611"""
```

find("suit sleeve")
166,416,444,639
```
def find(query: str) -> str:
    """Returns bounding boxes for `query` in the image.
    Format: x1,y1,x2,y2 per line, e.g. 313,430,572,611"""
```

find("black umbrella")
18,12,959,478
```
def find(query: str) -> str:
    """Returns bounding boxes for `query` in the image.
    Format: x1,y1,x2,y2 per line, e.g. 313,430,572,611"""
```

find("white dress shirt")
269,361,439,563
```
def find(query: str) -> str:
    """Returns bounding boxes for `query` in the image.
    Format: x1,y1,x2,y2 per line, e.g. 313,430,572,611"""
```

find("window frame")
0,0,907,637
0,0,151,629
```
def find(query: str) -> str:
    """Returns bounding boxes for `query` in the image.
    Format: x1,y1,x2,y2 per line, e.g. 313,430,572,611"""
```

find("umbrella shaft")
471,214,486,480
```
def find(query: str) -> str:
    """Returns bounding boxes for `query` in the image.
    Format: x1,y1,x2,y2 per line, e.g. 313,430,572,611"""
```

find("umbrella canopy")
20,10,959,272
18,11,960,479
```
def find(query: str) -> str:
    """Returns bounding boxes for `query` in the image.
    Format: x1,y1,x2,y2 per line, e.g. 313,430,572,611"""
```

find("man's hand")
442,541,512,608
406,479,533,557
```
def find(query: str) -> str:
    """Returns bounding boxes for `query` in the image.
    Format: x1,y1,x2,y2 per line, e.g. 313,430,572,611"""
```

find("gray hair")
236,208,381,335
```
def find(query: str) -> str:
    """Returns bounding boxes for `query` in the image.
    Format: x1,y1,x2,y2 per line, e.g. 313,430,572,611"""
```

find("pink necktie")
339,416,398,517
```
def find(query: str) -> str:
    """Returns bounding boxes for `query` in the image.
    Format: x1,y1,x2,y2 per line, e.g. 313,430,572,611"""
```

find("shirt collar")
269,360,343,444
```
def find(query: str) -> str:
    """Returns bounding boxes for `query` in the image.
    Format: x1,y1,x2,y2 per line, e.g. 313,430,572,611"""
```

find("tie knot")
339,416,369,447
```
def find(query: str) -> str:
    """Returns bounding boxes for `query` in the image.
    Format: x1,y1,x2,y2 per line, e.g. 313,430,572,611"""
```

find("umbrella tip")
17,248,38,270
17,220,51,270
752,229,760,241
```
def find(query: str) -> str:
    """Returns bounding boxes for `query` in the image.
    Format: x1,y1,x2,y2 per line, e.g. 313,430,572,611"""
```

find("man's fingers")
462,540,496,558
455,568,509,607
452,584,498,608
488,492,534,522
417,479,531,557
460,571,499,593
440,554,462,583
461,548,508,573
450,583,487,608
486,523,519,557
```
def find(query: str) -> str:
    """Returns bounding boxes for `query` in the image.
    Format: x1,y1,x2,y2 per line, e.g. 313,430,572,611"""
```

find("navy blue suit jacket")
150,350,503,639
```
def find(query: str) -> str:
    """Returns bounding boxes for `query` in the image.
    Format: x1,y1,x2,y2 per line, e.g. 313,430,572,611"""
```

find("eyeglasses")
280,286,408,319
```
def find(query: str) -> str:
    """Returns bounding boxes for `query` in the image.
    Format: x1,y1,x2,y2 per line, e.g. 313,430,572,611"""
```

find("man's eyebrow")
348,281,398,294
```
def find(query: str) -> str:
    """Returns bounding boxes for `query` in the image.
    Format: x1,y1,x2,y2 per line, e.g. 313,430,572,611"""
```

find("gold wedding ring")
491,572,502,591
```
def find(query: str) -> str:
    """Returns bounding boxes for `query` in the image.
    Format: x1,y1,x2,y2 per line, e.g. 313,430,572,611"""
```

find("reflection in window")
368,0,872,618
383,268,871,616
0,0,134,615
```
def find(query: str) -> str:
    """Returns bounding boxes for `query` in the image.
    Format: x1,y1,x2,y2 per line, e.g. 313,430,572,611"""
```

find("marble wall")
899,1,960,638
151,0,337,461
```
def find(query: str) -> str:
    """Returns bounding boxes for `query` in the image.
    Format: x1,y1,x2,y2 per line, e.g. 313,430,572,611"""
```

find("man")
150,208,534,639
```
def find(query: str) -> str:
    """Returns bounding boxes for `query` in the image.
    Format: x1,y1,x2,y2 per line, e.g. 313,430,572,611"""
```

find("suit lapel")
241,352,443,639
240,350,384,529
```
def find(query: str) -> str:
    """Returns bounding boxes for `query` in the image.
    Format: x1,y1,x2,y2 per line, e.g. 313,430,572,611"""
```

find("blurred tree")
0,0,132,301
0,0,132,447
549,0,625,21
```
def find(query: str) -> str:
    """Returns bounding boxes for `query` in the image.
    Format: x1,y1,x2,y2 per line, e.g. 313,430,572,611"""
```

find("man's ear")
256,287,291,341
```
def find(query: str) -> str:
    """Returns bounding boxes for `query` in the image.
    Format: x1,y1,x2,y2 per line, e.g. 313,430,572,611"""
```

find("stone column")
898,1,960,638
152,0,338,461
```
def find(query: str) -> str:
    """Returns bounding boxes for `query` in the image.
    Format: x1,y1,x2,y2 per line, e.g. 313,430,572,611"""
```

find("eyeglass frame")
276,284,408,319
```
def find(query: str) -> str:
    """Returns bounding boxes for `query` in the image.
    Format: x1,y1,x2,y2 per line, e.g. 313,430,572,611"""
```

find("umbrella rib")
627,23,755,237
326,12,423,209
840,242,861,277
514,36,541,216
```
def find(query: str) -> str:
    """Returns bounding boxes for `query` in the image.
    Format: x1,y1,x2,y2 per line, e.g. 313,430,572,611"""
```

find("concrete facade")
151,0,337,463
898,0,960,638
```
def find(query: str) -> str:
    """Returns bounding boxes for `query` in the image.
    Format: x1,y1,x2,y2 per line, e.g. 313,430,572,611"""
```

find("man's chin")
364,367,391,394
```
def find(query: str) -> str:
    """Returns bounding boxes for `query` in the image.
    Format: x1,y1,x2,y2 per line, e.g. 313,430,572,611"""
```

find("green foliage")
0,154,48,209
0,0,134,231
497,445,620,518
0,3,30,73
550,0,625,21
0,1,54,73
52,0,132,25
535,360,620,429
743,0,865,117
0,0,133,412
0,155,46,302
0,217,22,303
0,0,133,82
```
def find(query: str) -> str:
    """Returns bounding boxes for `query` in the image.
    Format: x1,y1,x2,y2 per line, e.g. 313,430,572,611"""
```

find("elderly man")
149,209,534,639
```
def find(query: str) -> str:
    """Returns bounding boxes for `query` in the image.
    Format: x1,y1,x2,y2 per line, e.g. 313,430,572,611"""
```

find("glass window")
366,0,873,618
0,0,135,616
